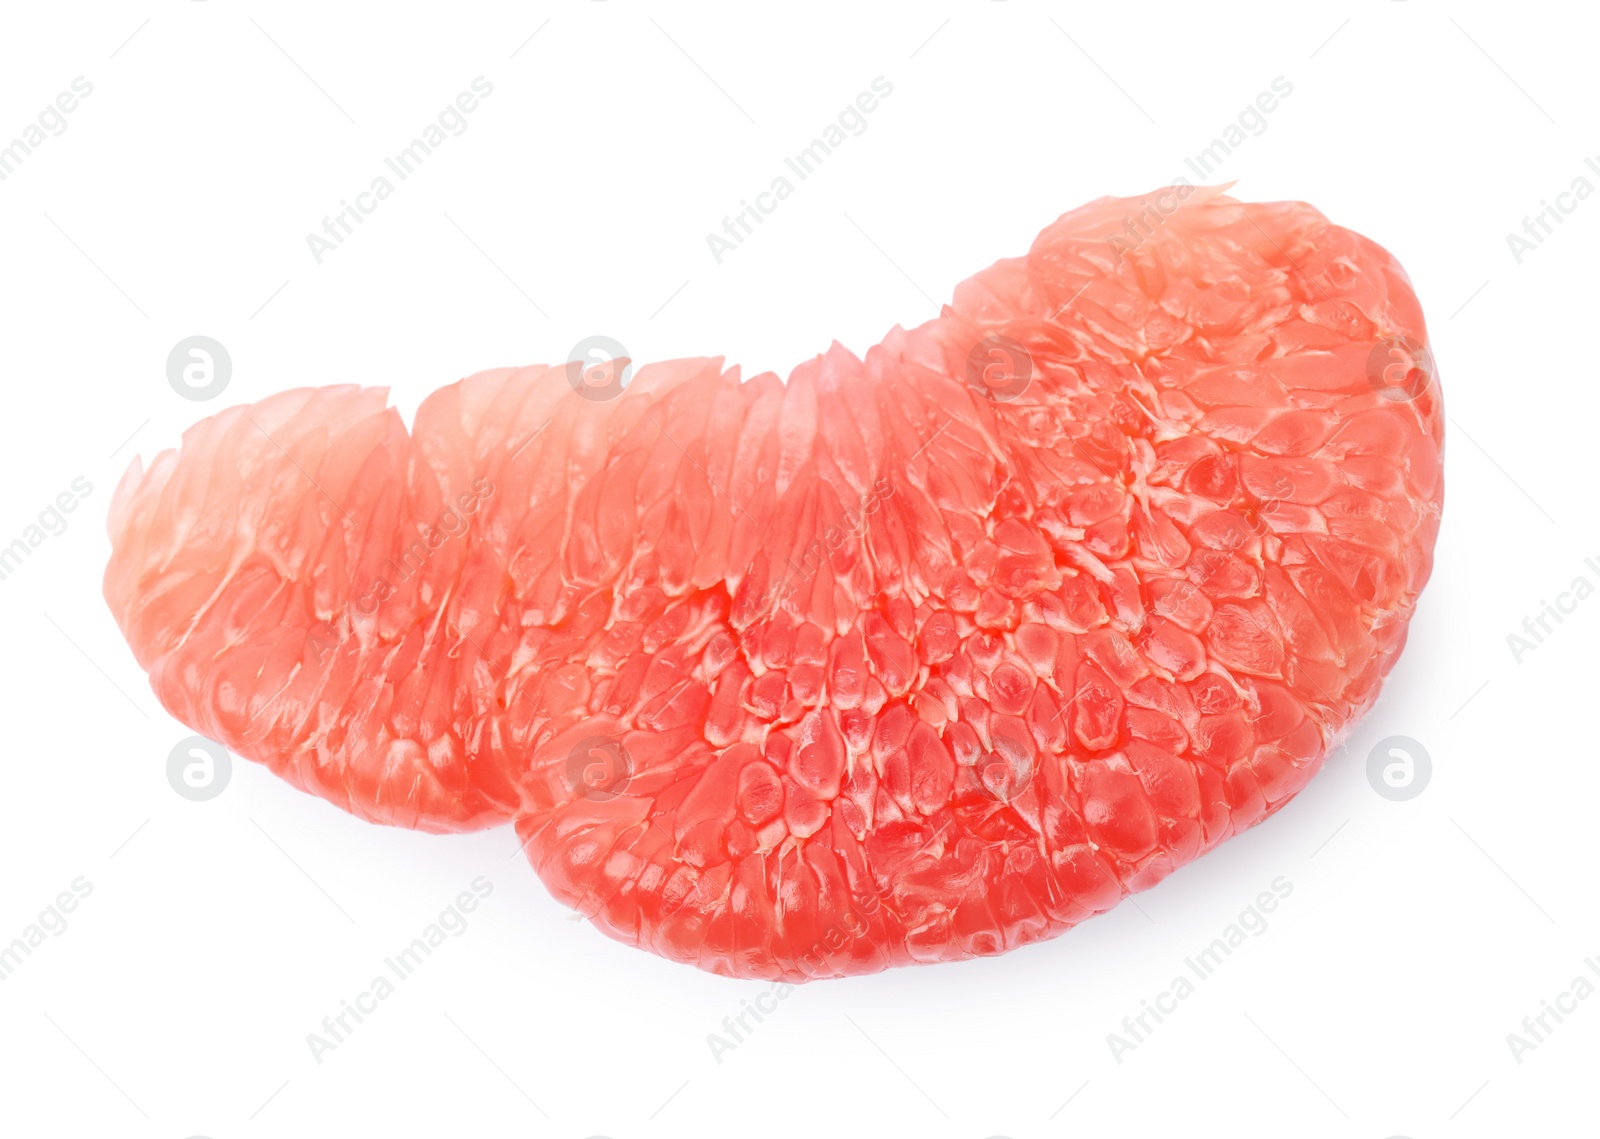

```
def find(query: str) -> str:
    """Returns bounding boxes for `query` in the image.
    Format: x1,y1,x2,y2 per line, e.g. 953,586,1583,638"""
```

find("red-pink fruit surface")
105,188,1443,980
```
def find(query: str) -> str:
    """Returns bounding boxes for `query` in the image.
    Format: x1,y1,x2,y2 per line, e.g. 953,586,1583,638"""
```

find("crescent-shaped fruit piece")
105,188,1443,980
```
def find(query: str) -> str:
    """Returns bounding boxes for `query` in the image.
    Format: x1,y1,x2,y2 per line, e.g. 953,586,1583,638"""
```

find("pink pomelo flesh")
105,188,1443,980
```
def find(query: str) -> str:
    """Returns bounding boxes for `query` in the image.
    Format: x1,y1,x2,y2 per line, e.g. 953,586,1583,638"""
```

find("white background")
1,2,1595,1136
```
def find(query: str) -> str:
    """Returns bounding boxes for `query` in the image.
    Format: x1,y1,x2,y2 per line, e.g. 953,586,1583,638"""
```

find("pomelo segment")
106,189,1442,979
